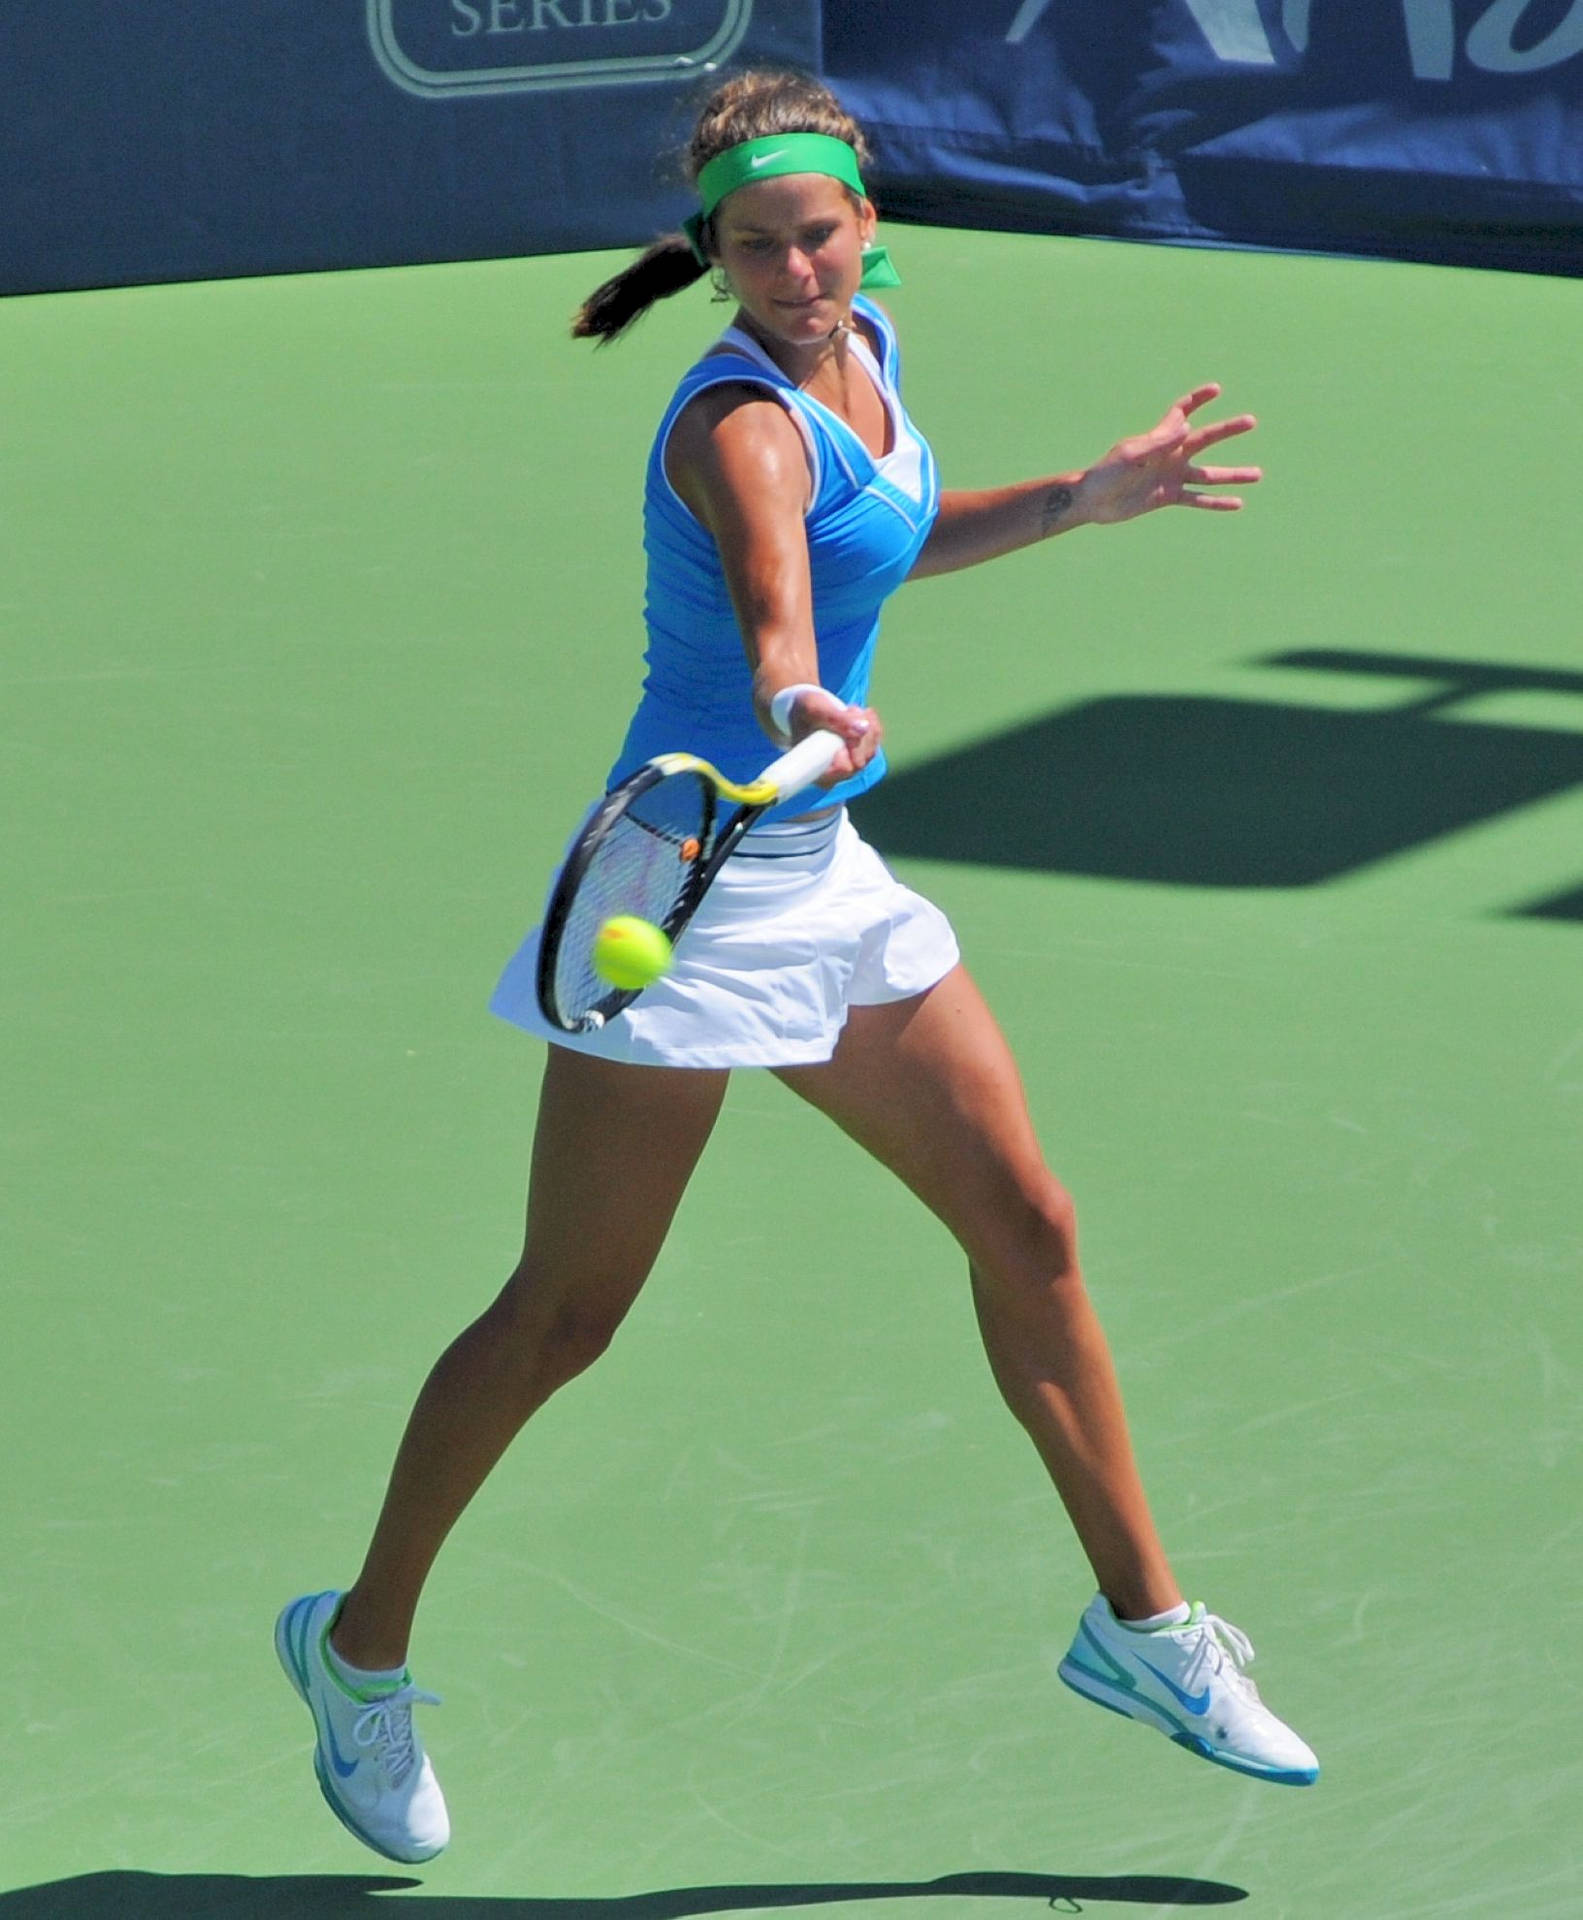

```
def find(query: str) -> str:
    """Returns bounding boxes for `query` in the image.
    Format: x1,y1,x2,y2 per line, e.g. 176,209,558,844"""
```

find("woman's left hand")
1080,384,1262,524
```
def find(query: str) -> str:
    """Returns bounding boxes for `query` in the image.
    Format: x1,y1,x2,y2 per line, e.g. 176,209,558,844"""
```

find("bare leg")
775,965,1179,1622
332,1045,730,1671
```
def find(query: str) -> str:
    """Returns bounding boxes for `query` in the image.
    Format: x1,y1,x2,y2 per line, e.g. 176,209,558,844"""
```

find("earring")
709,268,732,304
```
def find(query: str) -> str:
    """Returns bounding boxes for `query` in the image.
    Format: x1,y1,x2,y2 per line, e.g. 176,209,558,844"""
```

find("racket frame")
536,729,843,1034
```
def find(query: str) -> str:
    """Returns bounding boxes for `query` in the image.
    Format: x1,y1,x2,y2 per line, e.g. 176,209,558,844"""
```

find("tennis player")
276,69,1317,1863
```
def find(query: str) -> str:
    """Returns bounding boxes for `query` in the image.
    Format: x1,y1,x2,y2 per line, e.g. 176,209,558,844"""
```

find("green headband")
681,132,900,288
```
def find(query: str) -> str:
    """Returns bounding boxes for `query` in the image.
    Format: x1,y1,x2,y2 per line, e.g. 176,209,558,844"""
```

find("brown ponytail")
571,234,707,345
571,68,871,346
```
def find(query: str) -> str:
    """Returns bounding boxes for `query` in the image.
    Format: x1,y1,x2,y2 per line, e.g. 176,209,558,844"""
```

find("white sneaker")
1058,1595,1319,1786
275,1590,451,1861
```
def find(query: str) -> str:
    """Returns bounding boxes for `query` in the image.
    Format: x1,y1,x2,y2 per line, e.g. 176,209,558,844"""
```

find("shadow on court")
853,649,1583,915
1517,881,1583,922
0,1869,1249,1914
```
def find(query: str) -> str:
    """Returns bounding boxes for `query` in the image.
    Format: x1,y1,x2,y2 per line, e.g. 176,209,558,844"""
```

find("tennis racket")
536,729,844,1034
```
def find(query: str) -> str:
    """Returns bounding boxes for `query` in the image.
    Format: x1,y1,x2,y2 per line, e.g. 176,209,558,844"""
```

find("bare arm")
911,383,1262,581
665,385,881,774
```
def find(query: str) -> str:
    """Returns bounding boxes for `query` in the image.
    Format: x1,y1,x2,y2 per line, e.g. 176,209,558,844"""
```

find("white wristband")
768,682,826,743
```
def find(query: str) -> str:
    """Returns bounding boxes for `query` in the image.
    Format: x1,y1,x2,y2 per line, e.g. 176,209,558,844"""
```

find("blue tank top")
608,295,940,824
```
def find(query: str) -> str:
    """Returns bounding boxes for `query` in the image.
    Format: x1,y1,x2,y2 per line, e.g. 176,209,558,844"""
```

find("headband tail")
858,245,902,289
680,211,709,268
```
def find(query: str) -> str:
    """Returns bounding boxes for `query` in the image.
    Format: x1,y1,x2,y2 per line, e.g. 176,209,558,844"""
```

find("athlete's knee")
971,1168,1081,1297
489,1259,636,1391
1007,1163,1079,1268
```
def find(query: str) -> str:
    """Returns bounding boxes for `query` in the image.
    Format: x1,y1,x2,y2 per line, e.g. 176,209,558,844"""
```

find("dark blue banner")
826,0,1583,276
1,2,818,296
4,1,1579,294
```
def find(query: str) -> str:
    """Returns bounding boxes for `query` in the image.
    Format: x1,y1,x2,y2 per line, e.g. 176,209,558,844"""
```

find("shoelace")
1179,1613,1262,1703
352,1684,442,1788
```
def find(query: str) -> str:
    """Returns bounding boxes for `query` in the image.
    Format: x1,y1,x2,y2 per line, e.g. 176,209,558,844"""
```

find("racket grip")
758,728,844,801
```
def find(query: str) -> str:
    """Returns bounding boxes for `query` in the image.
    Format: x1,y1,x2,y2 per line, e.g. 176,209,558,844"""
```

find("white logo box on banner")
369,0,754,98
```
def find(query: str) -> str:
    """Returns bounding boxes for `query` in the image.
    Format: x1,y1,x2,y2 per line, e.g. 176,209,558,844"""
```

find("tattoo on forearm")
1040,484,1076,536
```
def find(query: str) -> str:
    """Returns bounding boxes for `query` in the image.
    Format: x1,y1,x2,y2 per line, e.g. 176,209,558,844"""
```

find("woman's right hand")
780,686,883,784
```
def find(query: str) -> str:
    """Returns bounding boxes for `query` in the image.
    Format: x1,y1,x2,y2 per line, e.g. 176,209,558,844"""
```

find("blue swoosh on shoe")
322,1714,361,1779
1136,1655,1211,1716
298,1603,363,1781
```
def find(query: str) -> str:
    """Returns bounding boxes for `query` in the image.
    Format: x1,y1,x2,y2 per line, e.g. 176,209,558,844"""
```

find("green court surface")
4,229,1580,1916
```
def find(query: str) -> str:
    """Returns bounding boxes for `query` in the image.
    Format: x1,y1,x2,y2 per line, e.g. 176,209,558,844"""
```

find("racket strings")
551,773,710,1026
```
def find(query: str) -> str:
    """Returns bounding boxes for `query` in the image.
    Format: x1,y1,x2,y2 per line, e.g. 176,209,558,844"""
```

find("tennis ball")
592,915,673,990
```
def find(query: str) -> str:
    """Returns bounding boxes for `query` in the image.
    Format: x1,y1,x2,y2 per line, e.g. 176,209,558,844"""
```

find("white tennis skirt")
488,810,960,1069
